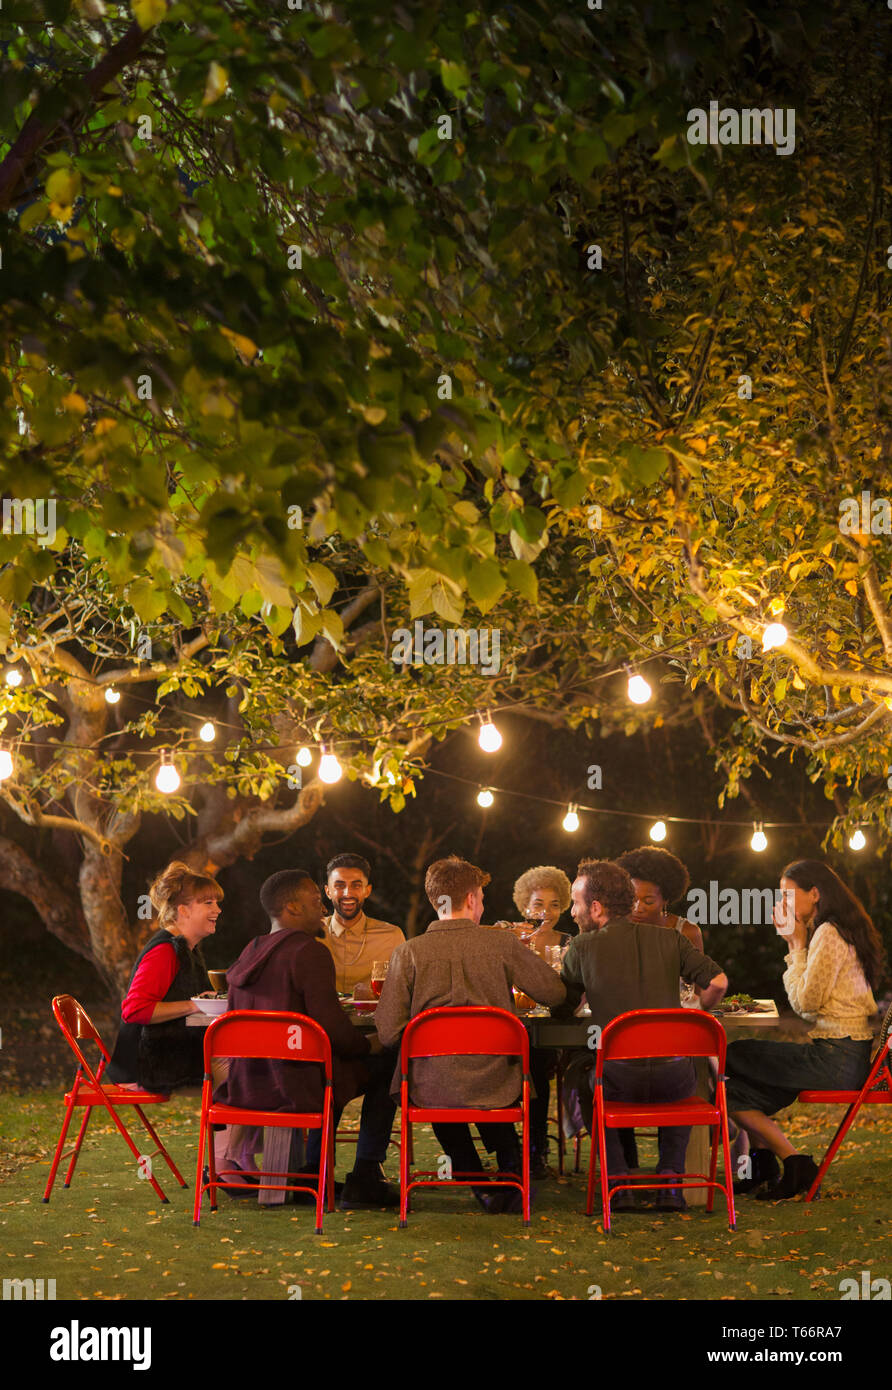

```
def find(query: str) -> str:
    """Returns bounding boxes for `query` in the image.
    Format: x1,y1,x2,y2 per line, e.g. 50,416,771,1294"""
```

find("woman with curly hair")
727,860,882,1200
507,864,575,956
614,845,703,952
502,866,573,1177
612,846,704,1176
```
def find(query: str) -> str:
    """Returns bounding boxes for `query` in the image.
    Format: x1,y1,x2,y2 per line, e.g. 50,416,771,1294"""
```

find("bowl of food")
191,995,228,1016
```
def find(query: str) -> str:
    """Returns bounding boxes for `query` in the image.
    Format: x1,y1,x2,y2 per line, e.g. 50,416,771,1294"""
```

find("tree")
2,0,892,992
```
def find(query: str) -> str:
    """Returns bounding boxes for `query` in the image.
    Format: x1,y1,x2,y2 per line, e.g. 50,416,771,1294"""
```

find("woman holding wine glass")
497,866,572,1177
502,865,574,959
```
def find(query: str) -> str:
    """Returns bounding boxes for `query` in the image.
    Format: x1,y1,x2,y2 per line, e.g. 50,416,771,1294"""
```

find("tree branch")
0,21,153,213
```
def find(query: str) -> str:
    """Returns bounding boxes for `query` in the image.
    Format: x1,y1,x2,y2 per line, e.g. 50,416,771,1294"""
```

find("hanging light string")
423,766,836,831
0,727,855,831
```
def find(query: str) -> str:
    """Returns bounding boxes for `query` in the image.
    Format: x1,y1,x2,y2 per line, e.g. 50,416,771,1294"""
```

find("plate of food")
191,994,229,1016
713,994,777,1016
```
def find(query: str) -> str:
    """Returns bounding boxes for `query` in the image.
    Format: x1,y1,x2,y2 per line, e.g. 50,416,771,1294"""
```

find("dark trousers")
306,1048,397,1169
529,1046,554,1154
583,1057,696,1175
432,1121,521,1176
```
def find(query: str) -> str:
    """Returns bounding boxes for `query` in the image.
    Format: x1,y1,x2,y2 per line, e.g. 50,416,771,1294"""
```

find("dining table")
189,997,802,1207
519,999,800,1205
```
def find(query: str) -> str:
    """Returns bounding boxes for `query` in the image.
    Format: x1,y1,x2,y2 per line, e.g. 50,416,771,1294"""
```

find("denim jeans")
585,1057,697,1176
306,1047,398,1169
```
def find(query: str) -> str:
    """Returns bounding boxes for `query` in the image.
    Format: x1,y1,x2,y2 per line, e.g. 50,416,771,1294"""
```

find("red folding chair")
398,1006,531,1227
588,1009,735,1232
193,1011,335,1234
797,1002,892,1201
43,995,187,1206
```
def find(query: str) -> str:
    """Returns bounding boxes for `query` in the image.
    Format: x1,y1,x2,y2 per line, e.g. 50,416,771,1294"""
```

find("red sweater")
121,942,180,1024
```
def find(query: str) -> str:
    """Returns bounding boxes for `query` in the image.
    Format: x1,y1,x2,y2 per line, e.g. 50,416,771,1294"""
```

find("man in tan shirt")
322,853,405,996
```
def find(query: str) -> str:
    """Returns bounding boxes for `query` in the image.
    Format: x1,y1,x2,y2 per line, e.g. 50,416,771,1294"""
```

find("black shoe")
756,1154,820,1201
610,1185,638,1212
207,1158,261,1197
530,1150,551,1180
288,1165,344,1205
656,1186,687,1211
338,1170,400,1210
734,1148,781,1195
473,1183,505,1213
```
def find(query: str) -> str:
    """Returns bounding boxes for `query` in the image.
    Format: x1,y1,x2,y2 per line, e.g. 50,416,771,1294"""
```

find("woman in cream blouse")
728,859,883,1199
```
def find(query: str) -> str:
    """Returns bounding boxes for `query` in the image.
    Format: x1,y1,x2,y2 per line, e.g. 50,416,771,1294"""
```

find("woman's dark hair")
782,860,885,991
614,846,690,906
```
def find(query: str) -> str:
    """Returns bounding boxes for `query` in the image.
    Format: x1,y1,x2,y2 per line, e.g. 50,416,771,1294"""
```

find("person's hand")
773,895,807,950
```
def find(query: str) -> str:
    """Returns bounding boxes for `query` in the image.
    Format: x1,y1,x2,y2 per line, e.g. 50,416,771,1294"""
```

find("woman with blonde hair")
107,861,254,1192
503,865,573,1177
507,864,574,955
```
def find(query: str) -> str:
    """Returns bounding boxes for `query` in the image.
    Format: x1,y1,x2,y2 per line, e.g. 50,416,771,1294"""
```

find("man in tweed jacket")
375,855,565,1210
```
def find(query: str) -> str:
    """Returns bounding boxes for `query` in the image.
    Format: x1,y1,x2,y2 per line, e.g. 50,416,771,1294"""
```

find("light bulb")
849,829,866,851
199,721,215,742
627,673,652,704
105,687,120,704
0,746,13,780
296,746,312,767
155,752,180,794
762,622,788,651
477,787,494,808
751,824,768,852
562,806,579,832
318,748,343,784
5,669,22,688
478,717,502,752
649,820,667,842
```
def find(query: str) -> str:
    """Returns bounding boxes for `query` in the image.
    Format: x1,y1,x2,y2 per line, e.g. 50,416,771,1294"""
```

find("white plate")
191,996,228,1016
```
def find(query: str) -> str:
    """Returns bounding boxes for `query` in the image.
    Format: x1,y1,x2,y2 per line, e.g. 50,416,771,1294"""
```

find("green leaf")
440,60,470,97
306,562,337,607
466,558,506,613
505,558,538,602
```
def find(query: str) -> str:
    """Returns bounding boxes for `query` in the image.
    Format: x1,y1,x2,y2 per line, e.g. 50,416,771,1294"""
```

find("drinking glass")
370,960,388,998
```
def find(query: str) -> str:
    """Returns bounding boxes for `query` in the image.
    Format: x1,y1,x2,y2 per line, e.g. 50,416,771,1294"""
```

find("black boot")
756,1153,820,1201
733,1148,780,1195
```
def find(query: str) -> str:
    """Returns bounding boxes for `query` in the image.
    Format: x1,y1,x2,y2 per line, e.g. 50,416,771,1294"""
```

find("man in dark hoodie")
216,868,399,1210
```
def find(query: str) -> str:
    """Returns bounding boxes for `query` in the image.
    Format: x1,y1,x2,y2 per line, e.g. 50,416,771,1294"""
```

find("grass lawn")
2,1090,890,1302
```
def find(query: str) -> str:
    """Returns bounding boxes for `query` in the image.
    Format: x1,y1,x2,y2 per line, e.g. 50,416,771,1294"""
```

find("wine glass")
370,960,388,998
518,906,545,945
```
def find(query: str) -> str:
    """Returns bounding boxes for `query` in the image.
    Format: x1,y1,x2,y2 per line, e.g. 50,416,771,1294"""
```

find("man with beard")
557,858,727,1211
322,854,405,997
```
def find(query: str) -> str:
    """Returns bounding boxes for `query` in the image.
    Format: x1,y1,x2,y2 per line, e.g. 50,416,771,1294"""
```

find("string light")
477,787,494,808
105,687,121,704
0,743,13,780
154,749,180,794
318,746,343,784
296,746,312,767
649,820,667,842
750,822,768,852
477,714,502,752
849,828,866,851
562,803,579,832
762,622,788,651
626,671,652,704
5,668,22,688
199,721,216,742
